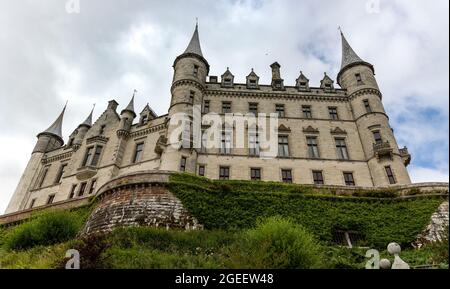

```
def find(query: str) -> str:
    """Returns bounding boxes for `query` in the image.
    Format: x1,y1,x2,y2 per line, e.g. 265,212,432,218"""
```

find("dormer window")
224,78,232,85
221,68,235,88
246,69,260,89
140,114,149,125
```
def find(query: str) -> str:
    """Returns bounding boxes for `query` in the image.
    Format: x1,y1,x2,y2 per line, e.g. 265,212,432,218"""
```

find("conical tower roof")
121,91,137,118
39,104,66,142
340,32,365,70
80,105,94,127
183,23,203,57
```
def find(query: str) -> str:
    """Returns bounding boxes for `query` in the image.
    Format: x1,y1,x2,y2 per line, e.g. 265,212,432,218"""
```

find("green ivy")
169,173,445,248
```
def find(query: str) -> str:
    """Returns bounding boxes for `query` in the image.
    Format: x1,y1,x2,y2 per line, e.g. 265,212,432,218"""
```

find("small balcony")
373,141,393,160
76,166,98,181
399,146,412,167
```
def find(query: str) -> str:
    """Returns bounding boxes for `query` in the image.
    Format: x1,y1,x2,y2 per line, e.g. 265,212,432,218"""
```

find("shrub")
226,216,322,269
5,210,83,250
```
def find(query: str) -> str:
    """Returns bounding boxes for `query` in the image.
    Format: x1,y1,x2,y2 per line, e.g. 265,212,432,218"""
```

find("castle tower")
337,32,411,186
71,106,94,151
6,105,67,213
159,23,209,172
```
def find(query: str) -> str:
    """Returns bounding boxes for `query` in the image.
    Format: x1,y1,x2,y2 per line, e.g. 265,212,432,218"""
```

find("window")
224,78,233,86
307,137,320,158
69,184,77,199
209,76,218,83
54,164,67,184
281,169,293,183
344,172,355,186
373,131,382,144
37,166,49,189
189,91,195,104
329,107,339,120
99,125,106,135
29,199,36,209
91,146,103,167
219,167,230,180
385,166,397,184
180,157,187,172
203,100,210,114
356,73,363,85
89,180,97,195
278,135,290,157
250,168,261,181
363,99,372,113
248,132,260,156
47,194,56,205
302,106,312,119
78,182,87,196
198,165,205,177
313,171,324,185
249,103,258,115
220,130,232,154
193,65,199,77
249,79,257,88
141,114,149,125
82,147,95,167
133,143,144,163
222,102,232,114
276,104,285,118
335,138,349,160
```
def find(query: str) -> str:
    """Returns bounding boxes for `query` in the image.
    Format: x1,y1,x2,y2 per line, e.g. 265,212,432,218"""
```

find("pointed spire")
40,102,66,141
340,30,366,70
121,90,137,118
183,22,203,57
80,104,95,127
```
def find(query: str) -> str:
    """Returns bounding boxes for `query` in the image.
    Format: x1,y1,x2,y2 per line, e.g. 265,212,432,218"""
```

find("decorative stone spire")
340,31,365,70
121,90,137,118
183,22,203,57
80,105,95,128
39,103,66,141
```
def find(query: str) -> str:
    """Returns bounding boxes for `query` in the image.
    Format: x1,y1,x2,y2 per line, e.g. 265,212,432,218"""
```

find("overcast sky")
0,0,448,213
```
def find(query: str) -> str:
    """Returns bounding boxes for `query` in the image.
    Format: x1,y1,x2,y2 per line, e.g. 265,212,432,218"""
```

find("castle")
5,24,413,215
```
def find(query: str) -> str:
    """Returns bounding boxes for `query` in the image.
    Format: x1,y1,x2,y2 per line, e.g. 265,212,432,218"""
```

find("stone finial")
387,242,410,269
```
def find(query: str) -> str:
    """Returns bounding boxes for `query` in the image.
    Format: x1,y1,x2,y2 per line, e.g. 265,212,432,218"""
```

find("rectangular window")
220,130,232,154
335,138,349,160
29,199,36,209
180,157,187,172
313,171,324,185
82,147,95,167
69,184,77,199
385,166,397,184
198,165,205,177
307,137,320,158
224,78,233,86
249,103,258,115
248,133,260,156
54,164,67,184
133,143,144,163
281,169,293,183
203,100,210,113
89,180,97,195
363,99,372,113
222,102,232,113
47,194,55,205
356,73,363,84
37,166,49,188
219,167,230,180
344,172,355,186
189,91,195,104
140,114,149,125
99,125,106,135
193,65,199,77
91,146,103,167
329,107,339,120
278,135,290,157
373,131,382,144
302,105,312,119
78,182,87,197
251,168,262,181
276,104,285,118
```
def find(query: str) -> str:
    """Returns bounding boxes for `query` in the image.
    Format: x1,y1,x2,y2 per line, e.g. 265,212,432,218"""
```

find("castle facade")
5,25,412,214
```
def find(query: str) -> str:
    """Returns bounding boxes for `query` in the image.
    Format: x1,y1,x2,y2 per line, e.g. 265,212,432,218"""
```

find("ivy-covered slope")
169,173,445,248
